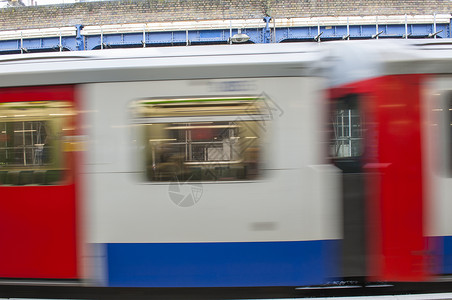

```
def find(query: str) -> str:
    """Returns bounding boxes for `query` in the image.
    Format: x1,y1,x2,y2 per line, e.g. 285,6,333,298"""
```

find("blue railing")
0,15,449,54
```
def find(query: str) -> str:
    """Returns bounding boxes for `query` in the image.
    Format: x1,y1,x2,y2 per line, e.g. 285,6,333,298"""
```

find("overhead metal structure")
0,14,450,54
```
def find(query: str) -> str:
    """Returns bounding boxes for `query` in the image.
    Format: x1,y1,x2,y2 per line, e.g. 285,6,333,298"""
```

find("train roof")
327,39,452,88
4,40,452,89
383,39,452,75
0,43,323,88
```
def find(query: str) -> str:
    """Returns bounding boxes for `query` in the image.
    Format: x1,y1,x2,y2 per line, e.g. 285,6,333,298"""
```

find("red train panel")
0,85,80,279
330,74,430,281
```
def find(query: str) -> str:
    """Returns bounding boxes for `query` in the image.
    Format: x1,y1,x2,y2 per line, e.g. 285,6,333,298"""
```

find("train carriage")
0,44,341,287
327,40,452,282
0,40,451,292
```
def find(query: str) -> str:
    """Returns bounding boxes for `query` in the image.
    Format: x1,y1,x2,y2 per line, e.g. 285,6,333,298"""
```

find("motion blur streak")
0,41,450,293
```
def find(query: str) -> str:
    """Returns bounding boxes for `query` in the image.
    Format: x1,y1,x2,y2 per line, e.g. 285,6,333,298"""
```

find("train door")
0,86,80,280
330,94,367,280
368,74,428,281
425,76,452,276
331,75,430,282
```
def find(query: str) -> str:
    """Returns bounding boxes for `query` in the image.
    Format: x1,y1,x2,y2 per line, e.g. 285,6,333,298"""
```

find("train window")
330,95,363,158
447,94,452,176
0,101,74,185
438,92,452,177
132,96,267,182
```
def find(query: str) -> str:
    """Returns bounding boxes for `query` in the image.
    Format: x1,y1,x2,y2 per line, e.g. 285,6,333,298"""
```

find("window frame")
330,94,364,159
133,96,269,183
0,100,75,186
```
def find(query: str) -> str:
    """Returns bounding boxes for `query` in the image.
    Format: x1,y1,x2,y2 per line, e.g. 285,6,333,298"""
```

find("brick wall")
0,0,451,31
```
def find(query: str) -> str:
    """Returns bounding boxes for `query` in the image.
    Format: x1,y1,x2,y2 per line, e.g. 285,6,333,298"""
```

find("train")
0,40,450,290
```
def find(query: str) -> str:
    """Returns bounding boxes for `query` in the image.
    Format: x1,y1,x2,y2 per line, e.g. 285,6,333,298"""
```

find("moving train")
0,40,450,289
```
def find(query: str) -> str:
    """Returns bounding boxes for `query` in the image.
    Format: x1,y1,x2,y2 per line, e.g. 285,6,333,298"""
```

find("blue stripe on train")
105,240,338,287
444,236,452,274
428,236,452,275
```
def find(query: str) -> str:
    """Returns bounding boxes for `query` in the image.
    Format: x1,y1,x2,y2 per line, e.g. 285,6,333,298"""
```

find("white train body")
0,44,340,287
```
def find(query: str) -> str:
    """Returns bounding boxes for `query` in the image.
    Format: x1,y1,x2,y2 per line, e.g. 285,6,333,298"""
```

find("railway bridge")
0,0,451,53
